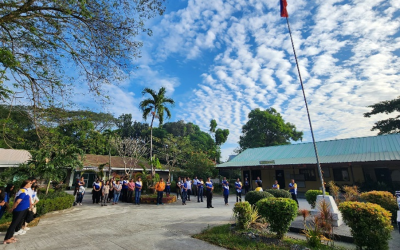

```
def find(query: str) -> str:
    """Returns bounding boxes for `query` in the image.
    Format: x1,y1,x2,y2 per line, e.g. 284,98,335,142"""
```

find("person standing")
255,182,263,192
135,177,142,205
222,177,228,186
272,180,280,189
0,184,13,220
197,178,204,203
121,177,129,202
192,176,199,197
186,177,192,201
108,178,114,203
206,177,214,208
289,179,298,206
181,177,188,205
235,178,242,202
244,178,250,194
113,180,122,205
93,179,101,204
76,185,85,205
223,181,229,206
155,178,166,205
127,179,135,203
255,176,262,189
101,181,110,206
176,177,182,200
165,178,171,197
3,180,32,244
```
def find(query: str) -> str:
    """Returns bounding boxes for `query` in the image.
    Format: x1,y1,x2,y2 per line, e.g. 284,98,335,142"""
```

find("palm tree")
139,87,175,177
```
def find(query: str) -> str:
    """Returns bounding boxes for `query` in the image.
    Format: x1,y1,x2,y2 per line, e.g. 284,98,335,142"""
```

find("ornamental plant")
245,191,273,206
305,190,329,209
256,198,298,239
339,202,393,250
233,202,252,229
360,191,398,222
264,189,291,198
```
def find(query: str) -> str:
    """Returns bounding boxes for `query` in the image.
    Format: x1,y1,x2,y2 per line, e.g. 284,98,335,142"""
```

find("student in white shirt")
192,177,199,197
186,177,192,201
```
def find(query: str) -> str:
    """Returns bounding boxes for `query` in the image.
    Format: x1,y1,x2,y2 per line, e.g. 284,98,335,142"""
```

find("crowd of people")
74,175,299,208
1,178,39,245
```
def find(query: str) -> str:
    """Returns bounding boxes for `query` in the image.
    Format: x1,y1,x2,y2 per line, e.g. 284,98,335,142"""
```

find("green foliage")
305,190,329,209
0,0,166,110
36,192,75,216
245,191,273,206
233,201,252,229
215,128,229,146
339,202,393,250
209,119,217,133
239,108,303,151
264,189,291,198
140,87,175,126
256,198,298,239
360,191,398,222
364,96,400,134
184,151,217,179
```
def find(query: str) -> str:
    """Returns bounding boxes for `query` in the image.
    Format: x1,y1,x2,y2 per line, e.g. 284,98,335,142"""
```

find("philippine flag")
280,0,289,18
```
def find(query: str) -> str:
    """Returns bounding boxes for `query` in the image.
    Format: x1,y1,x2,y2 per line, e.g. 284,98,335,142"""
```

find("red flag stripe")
281,0,289,18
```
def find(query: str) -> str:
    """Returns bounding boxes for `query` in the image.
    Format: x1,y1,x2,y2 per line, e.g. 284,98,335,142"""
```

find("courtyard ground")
0,193,399,250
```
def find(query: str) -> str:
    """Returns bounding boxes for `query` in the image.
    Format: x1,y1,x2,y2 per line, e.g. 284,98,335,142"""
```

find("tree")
114,137,148,176
364,96,400,134
184,151,218,179
239,108,303,151
208,119,229,163
115,114,134,138
103,129,117,178
0,0,166,106
139,87,174,177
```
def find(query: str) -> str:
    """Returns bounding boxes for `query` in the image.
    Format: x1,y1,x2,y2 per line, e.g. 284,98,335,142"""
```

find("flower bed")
132,194,177,204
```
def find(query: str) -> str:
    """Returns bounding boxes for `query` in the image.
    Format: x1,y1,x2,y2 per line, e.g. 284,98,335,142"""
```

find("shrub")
305,190,329,209
343,185,360,201
36,191,75,216
339,202,393,250
256,198,298,239
328,181,340,205
38,187,55,195
360,191,398,222
264,189,291,198
245,191,273,205
233,202,252,229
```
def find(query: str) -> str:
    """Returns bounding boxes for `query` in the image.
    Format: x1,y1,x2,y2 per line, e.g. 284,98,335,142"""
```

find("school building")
217,134,400,194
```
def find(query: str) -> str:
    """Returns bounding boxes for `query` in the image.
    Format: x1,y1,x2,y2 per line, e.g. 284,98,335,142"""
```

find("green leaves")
239,108,303,151
364,96,400,134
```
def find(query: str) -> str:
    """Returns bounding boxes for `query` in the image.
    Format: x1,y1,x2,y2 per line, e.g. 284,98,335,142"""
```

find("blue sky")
96,0,400,161
13,0,400,161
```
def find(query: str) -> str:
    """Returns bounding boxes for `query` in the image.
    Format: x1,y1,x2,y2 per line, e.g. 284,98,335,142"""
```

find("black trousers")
4,209,28,241
127,190,134,203
291,193,299,206
122,189,128,202
187,189,191,201
206,190,213,208
93,190,101,203
157,191,163,204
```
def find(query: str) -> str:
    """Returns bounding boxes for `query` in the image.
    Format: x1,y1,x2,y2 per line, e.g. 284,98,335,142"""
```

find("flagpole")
285,16,326,196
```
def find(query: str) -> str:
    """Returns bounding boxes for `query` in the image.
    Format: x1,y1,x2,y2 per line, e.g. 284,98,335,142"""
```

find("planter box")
131,195,177,204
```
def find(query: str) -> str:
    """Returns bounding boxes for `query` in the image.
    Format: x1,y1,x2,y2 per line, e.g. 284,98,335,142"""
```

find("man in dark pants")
289,179,299,206
186,177,192,201
206,177,214,208
121,177,128,202
92,179,101,204
197,178,204,202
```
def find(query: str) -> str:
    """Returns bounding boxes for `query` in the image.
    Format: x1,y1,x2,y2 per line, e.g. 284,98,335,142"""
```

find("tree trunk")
150,114,155,178
108,149,112,180
46,180,51,195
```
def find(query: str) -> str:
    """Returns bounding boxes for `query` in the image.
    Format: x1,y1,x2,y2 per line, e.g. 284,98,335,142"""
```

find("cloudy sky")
81,0,400,161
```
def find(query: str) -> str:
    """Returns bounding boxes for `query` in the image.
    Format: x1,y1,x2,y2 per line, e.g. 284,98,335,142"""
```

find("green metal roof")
217,134,400,168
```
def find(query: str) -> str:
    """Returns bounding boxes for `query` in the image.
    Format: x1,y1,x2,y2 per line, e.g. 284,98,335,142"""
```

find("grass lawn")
193,224,349,250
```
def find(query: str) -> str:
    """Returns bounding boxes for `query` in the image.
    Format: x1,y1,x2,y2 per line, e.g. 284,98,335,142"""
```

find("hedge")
264,189,291,198
339,202,393,250
36,191,75,216
360,191,398,223
256,198,298,239
305,190,329,209
245,191,273,205
233,201,252,229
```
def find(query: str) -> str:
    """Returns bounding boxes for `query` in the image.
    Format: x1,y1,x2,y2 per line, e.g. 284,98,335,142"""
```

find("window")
299,169,317,181
322,167,330,178
333,168,350,181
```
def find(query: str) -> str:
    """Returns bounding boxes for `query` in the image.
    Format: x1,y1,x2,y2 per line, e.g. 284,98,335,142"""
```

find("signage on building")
259,160,275,165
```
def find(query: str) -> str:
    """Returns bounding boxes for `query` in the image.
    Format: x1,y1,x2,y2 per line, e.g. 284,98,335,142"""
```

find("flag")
280,0,289,18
